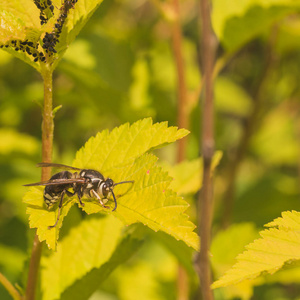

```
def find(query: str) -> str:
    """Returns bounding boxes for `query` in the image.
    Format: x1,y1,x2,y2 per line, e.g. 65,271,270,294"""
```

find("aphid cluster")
24,163,134,228
0,0,78,63
0,40,46,62
42,0,78,55
33,0,54,25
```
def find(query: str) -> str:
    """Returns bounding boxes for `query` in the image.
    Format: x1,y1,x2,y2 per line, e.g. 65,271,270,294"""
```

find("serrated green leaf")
41,215,125,300
0,0,104,71
212,211,300,289
211,223,259,300
265,210,300,230
72,118,196,250
23,119,196,250
74,118,189,171
51,0,104,69
23,186,77,250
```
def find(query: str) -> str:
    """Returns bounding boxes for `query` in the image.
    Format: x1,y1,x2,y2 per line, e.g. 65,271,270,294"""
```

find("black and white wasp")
24,163,134,228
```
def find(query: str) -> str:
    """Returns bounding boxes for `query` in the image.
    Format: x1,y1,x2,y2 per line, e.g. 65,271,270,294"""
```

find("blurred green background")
1,0,300,299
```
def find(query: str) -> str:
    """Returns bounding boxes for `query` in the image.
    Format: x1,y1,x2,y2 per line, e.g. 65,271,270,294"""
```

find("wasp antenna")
114,180,134,186
110,189,117,211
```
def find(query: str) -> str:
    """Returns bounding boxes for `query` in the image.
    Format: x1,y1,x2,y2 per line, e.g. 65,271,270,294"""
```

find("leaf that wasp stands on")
212,210,300,289
79,153,199,251
23,186,77,250
73,118,189,172
72,118,197,250
23,119,193,250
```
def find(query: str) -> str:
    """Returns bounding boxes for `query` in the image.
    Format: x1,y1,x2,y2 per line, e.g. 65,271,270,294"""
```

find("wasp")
24,163,134,229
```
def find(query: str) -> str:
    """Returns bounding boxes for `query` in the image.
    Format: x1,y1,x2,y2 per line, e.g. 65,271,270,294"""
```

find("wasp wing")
24,178,86,187
36,162,82,171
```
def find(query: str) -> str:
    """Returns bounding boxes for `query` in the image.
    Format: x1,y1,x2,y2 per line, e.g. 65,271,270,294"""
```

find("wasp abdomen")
44,171,73,208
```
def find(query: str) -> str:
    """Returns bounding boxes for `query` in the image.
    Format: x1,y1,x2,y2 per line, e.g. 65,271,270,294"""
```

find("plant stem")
170,0,188,162
197,0,217,299
0,272,23,300
25,64,54,300
169,0,190,299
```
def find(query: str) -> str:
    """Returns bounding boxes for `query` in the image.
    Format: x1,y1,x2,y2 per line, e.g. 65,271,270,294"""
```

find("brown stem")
169,0,189,298
170,0,188,162
197,0,217,299
25,65,54,300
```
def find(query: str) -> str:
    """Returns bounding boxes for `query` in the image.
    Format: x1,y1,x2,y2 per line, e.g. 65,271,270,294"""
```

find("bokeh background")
1,0,300,299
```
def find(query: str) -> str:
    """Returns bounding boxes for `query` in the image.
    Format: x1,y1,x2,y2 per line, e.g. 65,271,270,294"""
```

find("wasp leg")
65,189,86,207
91,189,109,209
48,190,66,229
75,189,85,207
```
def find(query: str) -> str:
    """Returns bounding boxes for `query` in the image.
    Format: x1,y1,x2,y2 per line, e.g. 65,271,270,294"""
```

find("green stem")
25,64,54,300
0,272,23,300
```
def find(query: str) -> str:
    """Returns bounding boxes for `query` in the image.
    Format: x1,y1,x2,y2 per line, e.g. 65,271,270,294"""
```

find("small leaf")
212,211,300,289
60,234,143,300
166,151,222,195
41,215,126,300
52,104,62,116
23,187,76,250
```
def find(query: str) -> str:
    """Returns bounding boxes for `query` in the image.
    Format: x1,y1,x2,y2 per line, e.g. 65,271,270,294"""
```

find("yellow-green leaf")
23,119,197,251
23,187,76,250
212,211,300,289
166,151,222,195
41,215,124,300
